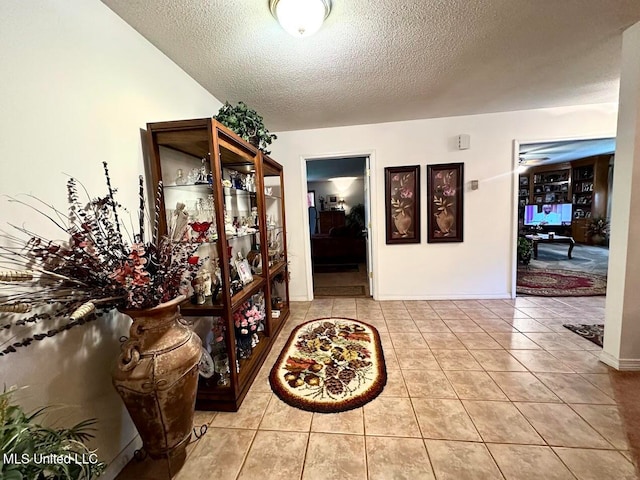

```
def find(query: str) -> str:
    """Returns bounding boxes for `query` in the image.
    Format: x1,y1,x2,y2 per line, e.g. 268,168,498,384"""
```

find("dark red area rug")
517,268,606,296
269,318,386,413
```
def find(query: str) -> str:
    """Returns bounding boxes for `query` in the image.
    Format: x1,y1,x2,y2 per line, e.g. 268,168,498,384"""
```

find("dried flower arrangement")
0,162,201,356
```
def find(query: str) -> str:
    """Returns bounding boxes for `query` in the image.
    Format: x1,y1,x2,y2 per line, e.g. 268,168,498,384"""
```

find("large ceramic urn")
112,295,201,459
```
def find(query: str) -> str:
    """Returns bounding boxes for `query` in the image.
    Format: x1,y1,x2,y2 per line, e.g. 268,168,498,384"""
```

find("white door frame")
300,150,378,300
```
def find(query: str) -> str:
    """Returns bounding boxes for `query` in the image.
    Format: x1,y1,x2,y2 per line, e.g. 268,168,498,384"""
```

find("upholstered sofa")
311,225,366,264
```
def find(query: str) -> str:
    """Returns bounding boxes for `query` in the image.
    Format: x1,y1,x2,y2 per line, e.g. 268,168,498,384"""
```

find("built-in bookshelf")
518,156,611,243
531,170,570,205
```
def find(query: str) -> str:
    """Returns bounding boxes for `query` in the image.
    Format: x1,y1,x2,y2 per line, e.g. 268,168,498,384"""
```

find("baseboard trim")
375,293,512,301
599,351,640,371
102,434,142,480
290,295,311,302
292,294,513,301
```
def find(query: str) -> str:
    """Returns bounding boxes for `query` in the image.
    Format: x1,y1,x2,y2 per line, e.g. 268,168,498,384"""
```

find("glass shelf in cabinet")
164,183,213,191
227,230,260,241
172,239,218,245
223,186,257,197
264,193,282,200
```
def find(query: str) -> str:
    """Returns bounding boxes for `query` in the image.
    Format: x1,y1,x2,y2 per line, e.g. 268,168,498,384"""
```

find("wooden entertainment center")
518,154,611,244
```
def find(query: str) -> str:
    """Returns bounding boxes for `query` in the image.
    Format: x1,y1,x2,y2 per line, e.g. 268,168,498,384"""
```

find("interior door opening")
514,137,614,298
305,156,372,298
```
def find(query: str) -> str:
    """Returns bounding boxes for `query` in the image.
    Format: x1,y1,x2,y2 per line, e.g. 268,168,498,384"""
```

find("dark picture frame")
427,163,464,243
385,165,420,244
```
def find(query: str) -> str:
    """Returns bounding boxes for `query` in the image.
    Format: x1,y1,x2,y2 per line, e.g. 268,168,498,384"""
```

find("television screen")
524,204,572,226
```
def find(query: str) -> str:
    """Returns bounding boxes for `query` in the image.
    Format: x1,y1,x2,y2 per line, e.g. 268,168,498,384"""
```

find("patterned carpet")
563,324,604,347
517,268,607,296
269,318,386,413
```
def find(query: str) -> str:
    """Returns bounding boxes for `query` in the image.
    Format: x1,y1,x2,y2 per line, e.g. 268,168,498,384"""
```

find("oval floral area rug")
269,318,387,413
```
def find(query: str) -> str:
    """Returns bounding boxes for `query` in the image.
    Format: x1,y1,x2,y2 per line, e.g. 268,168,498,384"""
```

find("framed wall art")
307,190,315,207
427,162,464,243
385,165,420,244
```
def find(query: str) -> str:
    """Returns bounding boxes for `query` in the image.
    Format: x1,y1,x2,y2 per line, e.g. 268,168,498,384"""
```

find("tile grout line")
236,299,612,479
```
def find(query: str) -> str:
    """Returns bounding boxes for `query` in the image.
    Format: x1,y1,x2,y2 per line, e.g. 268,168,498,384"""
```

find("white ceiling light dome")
269,0,332,37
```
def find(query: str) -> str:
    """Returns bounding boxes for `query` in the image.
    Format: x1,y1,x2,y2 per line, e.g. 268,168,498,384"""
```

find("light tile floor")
117,296,639,480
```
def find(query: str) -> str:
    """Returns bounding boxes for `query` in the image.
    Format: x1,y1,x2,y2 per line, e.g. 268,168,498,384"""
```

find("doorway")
514,137,614,297
305,156,372,298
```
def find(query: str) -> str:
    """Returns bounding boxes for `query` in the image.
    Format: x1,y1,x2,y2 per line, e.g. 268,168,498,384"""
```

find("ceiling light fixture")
329,176,356,192
269,0,332,38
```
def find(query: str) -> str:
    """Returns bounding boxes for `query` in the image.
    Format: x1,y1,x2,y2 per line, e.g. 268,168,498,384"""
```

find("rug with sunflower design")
269,318,387,413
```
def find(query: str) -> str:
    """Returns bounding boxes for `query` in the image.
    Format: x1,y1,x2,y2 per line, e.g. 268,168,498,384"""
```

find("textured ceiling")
101,0,640,132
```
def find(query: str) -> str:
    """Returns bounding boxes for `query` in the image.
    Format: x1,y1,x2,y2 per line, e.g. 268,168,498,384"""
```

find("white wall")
271,104,618,301
0,1,221,477
602,20,640,369
308,179,365,214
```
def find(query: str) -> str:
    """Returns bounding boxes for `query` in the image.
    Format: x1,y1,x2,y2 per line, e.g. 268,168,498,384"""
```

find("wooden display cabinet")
146,118,289,411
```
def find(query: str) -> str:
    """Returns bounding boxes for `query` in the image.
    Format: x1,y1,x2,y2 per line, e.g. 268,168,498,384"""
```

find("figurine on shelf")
187,167,200,184
170,202,190,242
196,157,210,184
224,210,236,236
196,268,213,297
191,275,207,305
175,168,187,186
234,172,245,190
230,279,243,296
251,207,258,228
247,249,262,274
229,171,241,190
211,258,222,300
244,174,255,192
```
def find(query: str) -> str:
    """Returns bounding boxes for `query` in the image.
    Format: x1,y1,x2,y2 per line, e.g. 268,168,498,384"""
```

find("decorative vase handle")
118,341,141,371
